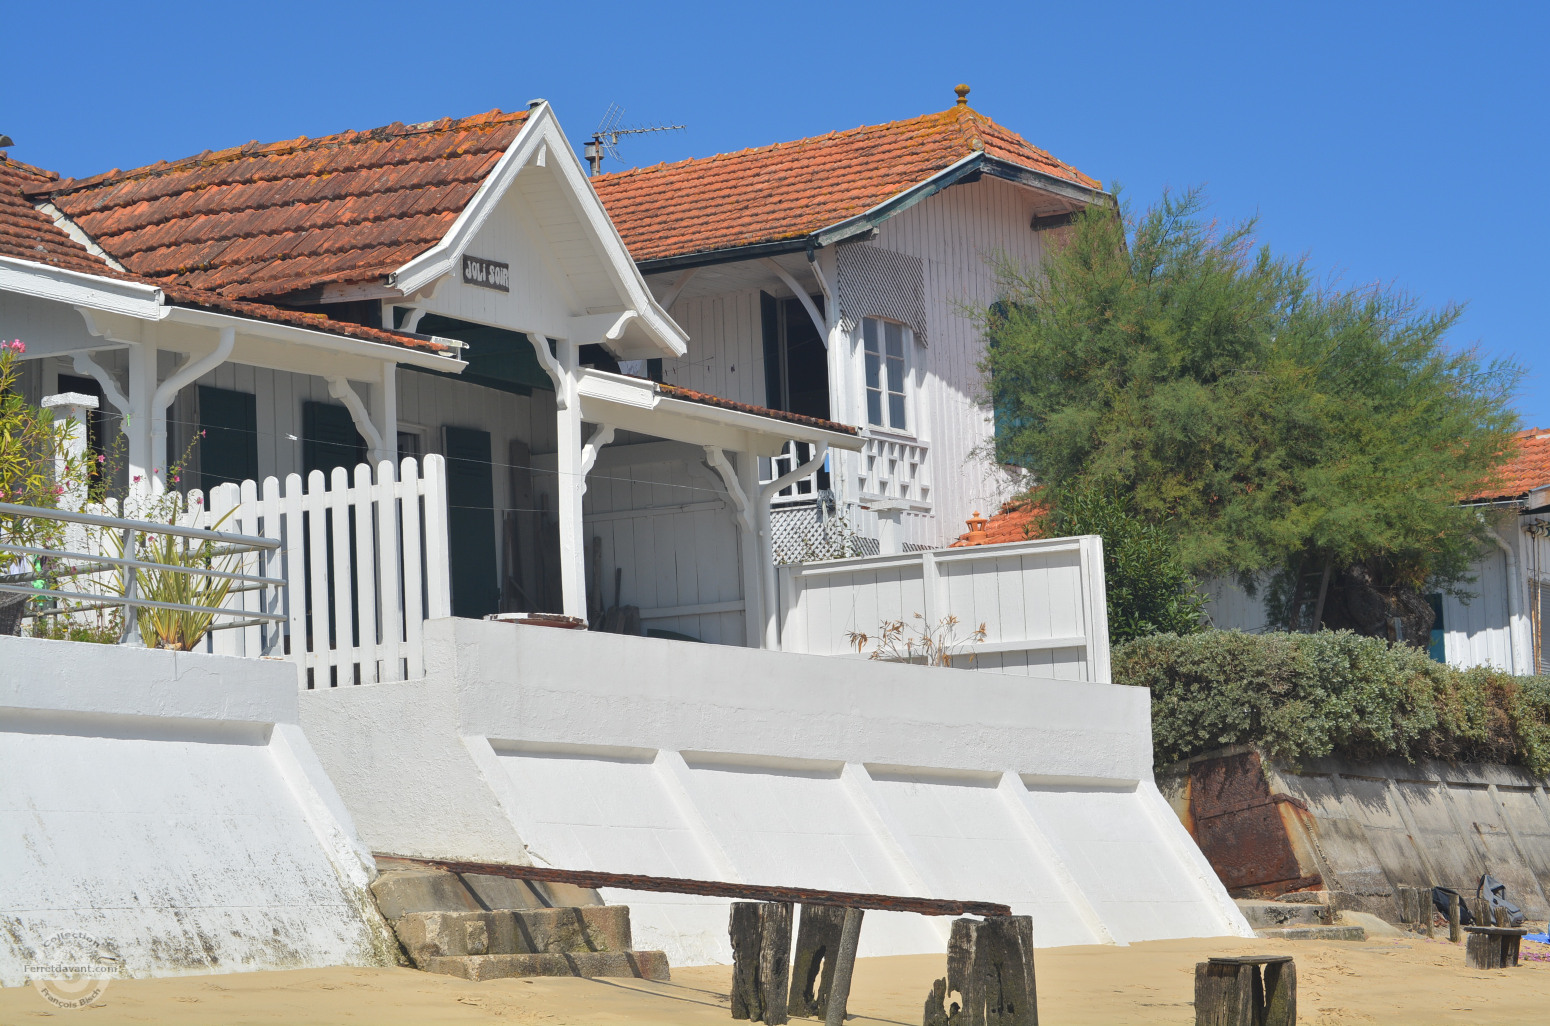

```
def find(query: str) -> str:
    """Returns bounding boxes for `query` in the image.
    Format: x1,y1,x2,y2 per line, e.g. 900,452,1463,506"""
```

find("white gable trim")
388,104,687,358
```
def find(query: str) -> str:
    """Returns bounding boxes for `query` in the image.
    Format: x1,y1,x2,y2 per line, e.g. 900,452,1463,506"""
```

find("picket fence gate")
185,456,450,687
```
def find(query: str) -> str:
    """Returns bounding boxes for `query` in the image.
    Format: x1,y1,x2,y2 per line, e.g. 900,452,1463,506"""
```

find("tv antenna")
584,104,684,176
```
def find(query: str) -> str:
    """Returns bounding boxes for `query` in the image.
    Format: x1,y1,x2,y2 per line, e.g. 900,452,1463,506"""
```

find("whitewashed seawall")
302,618,1250,966
0,638,397,984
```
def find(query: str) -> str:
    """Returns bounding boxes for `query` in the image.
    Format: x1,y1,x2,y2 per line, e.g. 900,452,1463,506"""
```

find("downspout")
759,442,829,650
1493,527,1531,674
151,326,235,492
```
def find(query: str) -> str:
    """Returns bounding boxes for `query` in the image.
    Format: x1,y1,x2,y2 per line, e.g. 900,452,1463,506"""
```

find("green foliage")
0,341,86,549
1116,630,1550,774
984,189,1521,602
1042,488,1204,643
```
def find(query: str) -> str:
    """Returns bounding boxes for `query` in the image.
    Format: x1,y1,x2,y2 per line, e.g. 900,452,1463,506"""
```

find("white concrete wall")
0,637,396,985
302,617,1250,966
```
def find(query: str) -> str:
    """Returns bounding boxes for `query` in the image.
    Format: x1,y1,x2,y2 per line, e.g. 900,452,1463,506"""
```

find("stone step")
370,867,602,920
421,950,671,982
1235,899,1329,929
1253,924,1366,942
394,906,633,963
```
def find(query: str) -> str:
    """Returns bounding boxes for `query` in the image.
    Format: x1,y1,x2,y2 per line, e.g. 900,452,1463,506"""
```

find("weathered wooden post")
1424,887,1435,939
823,908,863,1026
923,916,1038,1026
731,901,793,1024
1448,892,1462,943
1464,925,1527,969
789,904,847,1018
1193,956,1295,1026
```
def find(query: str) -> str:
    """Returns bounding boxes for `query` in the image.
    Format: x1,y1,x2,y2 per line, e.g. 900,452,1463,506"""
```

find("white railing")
857,432,929,508
194,456,450,687
776,535,1111,681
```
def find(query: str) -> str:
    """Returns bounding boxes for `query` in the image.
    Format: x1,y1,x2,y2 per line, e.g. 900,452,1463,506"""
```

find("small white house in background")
1201,427,1550,675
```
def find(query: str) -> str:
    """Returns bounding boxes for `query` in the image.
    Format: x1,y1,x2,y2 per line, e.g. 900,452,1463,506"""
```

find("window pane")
888,393,906,430
864,349,881,389
863,317,879,355
885,321,903,358
886,354,906,394
867,390,883,425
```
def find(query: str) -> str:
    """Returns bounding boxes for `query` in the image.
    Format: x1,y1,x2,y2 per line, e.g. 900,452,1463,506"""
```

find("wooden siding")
580,444,746,645
652,175,1052,551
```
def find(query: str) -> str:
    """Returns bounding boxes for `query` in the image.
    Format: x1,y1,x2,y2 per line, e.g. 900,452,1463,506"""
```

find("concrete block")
1253,925,1366,941
1235,900,1326,929
370,870,483,920
420,950,671,982
533,881,605,907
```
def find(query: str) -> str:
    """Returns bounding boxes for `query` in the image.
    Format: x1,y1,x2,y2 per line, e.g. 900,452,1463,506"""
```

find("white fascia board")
164,304,465,373
0,256,165,319
389,104,688,359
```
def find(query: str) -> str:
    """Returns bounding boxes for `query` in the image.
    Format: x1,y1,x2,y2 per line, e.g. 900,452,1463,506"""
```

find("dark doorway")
196,386,258,493
302,401,367,478
443,426,499,618
761,292,830,420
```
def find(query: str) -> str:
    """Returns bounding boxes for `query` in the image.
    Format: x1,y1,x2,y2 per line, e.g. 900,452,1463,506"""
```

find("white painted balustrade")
777,534,1111,681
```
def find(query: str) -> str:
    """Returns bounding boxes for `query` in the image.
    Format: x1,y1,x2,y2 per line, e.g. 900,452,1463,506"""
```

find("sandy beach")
3,934,1546,1025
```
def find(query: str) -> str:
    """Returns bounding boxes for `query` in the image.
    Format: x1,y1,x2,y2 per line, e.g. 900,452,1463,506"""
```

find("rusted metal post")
823,907,863,1026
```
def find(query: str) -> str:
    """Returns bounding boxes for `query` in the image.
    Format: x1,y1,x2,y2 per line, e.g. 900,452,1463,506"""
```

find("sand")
2,934,1546,1025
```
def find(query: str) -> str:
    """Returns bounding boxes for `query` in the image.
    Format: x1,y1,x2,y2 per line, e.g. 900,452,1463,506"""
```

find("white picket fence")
776,535,1111,681
186,456,450,687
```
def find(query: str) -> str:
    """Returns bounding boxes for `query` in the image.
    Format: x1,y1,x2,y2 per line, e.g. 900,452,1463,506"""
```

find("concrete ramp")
304,618,1251,965
0,638,396,985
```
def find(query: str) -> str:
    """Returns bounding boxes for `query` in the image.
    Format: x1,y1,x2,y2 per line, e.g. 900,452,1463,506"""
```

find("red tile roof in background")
949,498,1048,547
593,104,1099,264
1471,428,1550,501
26,110,530,299
0,155,122,276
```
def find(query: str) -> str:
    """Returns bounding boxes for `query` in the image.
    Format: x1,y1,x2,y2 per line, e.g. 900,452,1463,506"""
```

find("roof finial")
954,84,970,106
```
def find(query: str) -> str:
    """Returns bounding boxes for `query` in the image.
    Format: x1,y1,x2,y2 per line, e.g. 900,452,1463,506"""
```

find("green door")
197,386,258,493
302,401,366,478
443,426,498,619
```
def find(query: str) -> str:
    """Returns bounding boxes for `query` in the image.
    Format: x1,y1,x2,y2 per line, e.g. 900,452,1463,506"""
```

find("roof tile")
593,104,1099,263
1471,428,1550,501
32,110,529,298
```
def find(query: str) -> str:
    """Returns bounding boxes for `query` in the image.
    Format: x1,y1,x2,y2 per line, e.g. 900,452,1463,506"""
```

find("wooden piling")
1448,892,1461,943
730,901,793,1024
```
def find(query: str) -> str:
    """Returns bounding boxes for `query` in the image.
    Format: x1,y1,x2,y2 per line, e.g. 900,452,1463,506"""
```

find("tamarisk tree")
985,189,1521,641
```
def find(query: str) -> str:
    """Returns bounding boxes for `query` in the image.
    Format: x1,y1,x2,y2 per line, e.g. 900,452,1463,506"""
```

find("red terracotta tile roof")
1470,428,1550,502
657,382,857,435
949,497,1048,547
2,155,453,355
593,104,1099,264
0,155,121,276
27,110,531,299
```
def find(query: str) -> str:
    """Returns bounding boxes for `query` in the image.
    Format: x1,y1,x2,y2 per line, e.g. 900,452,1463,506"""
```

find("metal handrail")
0,500,287,651
0,501,279,549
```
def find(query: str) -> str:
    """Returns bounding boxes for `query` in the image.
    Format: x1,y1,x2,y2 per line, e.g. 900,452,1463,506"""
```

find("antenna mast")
585,104,685,176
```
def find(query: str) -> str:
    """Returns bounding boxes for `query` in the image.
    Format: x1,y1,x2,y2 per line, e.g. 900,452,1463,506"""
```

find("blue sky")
8,1,1544,423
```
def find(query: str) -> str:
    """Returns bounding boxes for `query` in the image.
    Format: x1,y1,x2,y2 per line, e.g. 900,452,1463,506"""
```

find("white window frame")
861,316,913,435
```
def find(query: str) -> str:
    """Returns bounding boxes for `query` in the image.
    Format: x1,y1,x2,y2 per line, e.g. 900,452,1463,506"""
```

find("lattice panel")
858,435,930,507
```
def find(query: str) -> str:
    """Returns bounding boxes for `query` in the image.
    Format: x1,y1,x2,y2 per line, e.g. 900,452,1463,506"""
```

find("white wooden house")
593,84,1110,558
2,105,862,655
1,91,1115,676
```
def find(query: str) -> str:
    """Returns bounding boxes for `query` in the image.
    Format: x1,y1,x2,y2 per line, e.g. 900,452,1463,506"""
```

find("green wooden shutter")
760,291,782,410
302,401,366,478
443,426,499,618
197,386,258,493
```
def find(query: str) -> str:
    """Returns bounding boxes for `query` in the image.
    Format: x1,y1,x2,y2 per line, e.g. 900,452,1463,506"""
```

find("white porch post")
759,442,828,650
125,343,156,497
41,392,98,512
736,450,764,647
369,361,399,466
553,339,589,621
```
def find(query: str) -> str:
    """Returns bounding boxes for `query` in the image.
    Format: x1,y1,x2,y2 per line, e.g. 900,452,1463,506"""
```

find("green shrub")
1115,629,1550,774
